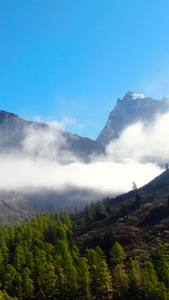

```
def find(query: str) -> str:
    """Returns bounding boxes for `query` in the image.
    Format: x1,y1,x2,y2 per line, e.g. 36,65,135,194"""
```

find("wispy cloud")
34,114,85,135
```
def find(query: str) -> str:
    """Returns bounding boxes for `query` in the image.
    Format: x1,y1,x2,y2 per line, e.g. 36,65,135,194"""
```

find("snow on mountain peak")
123,91,146,100
131,93,146,100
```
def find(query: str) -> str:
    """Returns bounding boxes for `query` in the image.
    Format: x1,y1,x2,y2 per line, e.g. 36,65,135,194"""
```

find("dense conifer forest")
0,170,169,299
0,205,168,300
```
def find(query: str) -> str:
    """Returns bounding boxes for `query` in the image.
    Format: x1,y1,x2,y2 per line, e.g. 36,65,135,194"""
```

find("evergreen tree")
86,247,113,299
59,209,72,230
0,238,9,266
113,263,129,299
3,264,16,297
141,260,161,299
35,249,57,299
55,226,67,241
154,244,169,288
127,258,141,299
71,245,80,263
96,260,113,299
44,264,57,299
77,257,90,299
13,271,23,299
14,244,26,272
95,201,109,221
22,267,34,300
64,263,78,299
84,202,93,224
103,230,114,255
110,241,126,266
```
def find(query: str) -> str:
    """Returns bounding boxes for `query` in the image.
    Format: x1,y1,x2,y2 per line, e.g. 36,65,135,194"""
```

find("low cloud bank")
106,112,169,164
0,112,168,196
0,155,162,194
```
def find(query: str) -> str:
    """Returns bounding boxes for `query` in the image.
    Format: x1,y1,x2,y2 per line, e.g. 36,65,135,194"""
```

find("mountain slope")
0,110,105,218
97,91,169,145
0,172,168,300
75,169,169,254
0,110,104,159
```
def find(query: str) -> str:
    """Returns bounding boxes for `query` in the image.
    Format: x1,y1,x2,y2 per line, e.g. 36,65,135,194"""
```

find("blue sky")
1,0,169,139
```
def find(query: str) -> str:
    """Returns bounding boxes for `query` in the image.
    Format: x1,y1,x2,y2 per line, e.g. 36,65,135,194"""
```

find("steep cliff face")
97,91,169,145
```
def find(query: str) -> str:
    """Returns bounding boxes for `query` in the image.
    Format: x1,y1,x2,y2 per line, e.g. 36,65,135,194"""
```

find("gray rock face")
0,110,104,161
0,110,46,148
97,91,169,145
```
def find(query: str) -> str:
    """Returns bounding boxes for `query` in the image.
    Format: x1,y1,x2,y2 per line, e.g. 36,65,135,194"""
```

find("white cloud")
48,116,77,131
33,115,43,123
33,114,85,136
106,112,169,164
0,154,162,195
0,111,168,198
22,124,79,163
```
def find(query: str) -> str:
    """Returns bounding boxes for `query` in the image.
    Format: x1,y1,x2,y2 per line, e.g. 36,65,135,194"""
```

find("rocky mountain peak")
122,91,146,101
97,92,169,145
122,91,134,100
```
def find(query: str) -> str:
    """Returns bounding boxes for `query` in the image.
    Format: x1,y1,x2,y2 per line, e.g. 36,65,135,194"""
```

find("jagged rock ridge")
97,91,169,145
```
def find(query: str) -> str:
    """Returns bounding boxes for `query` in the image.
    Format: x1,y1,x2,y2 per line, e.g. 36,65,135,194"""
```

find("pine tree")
86,247,113,299
35,250,57,299
44,264,57,299
110,241,126,266
141,260,160,299
3,264,16,296
127,258,141,299
96,261,113,299
154,244,169,288
22,267,34,300
113,263,129,299
59,209,72,230
14,244,26,272
95,201,109,221
77,257,90,299
84,202,93,224
103,230,114,255
13,271,23,299
64,263,78,299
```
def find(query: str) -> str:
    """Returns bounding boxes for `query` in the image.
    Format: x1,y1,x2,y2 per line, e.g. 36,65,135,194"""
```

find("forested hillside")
0,170,169,299
0,201,169,299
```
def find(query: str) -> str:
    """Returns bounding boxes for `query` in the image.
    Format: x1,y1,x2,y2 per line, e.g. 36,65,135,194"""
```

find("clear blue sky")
1,0,169,139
